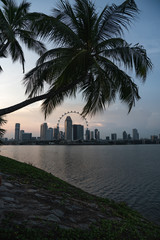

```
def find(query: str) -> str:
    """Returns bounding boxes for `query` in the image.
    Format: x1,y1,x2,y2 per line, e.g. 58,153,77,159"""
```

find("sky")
0,0,160,139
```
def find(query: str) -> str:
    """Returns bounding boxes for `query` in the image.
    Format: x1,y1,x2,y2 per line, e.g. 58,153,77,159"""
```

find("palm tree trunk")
0,78,81,116
0,93,48,116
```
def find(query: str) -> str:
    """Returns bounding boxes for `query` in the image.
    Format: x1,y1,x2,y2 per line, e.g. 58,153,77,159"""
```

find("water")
0,144,160,225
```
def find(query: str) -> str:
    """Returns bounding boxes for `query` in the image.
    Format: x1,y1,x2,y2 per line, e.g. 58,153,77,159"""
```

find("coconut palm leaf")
0,117,7,138
0,0,46,72
24,0,152,117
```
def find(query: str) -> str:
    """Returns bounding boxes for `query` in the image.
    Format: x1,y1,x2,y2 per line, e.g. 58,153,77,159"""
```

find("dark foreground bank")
0,155,160,240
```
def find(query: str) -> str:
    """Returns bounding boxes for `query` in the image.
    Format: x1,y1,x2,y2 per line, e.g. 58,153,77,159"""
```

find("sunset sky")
0,0,160,139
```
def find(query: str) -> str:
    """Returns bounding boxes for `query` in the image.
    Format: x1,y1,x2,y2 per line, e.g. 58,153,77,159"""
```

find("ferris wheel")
57,111,89,129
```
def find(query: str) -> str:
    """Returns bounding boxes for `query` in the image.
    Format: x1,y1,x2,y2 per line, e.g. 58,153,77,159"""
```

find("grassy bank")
0,155,160,240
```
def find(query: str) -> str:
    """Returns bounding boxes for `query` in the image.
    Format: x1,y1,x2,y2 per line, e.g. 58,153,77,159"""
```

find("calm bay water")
0,144,160,224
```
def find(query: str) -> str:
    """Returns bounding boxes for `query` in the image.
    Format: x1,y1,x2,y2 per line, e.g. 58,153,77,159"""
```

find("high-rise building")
53,127,59,140
123,131,128,140
132,128,139,140
73,124,84,141
95,129,98,140
111,133,117,141
59,131,65,140
40,123,48,140
85,129,90,141
65,116,72,141
98,131,100,140
15,123,20,141
95,129,100,140
20,130,24,140
90,131,94,140
128,134,131,140
21,133,32,141
47,128,53,140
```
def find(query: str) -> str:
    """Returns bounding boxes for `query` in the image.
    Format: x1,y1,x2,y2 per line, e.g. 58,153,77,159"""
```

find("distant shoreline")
1,139,160,146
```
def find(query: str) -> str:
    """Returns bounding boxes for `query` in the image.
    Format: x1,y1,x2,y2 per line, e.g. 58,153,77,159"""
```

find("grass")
0,155,160,240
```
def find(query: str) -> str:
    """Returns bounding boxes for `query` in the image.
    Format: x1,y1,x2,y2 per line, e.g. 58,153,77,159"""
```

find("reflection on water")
0,144,160,225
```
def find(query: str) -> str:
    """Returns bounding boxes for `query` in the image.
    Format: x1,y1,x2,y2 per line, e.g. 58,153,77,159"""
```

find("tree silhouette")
0,0,45,72
0,117,6,140
0,0,152,117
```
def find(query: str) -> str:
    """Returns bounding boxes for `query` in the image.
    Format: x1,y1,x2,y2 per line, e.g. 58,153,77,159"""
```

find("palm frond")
15,0,31,16
41,88,66,118
0,0,8,6
29,12,82,48
41,78,79,118
9,39,25,73
0,117,7,138
0,0,46,72
36,47,75,65
80,53,141,116
103,41,152,81
23,0,152,118
24,47,88,100
17,29,46,55
0,8,9,30
39,48,90,117
96,0,138,40
53,0,77,28
81,58,117,116
119,77,140,113
24,60,59,97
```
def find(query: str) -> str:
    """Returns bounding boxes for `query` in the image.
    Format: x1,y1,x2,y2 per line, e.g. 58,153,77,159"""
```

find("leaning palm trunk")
0,94,48,116
0,77,81,116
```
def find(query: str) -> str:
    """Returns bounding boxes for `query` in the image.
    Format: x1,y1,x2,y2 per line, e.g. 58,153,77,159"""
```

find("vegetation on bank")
0,155,160,240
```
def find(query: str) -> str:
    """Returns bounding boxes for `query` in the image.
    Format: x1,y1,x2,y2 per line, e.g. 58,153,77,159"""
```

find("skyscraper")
132,128,139,140
20,130,25,141
65,116,72,141
59,131,65,140
90,131,94,140
47,128,53,140
111,133,117,141
123,131,128,140
53,127,59,140
15,123,20,141
40,123,48,140
95,129,100,140
73,124,84,141
85,129,90,141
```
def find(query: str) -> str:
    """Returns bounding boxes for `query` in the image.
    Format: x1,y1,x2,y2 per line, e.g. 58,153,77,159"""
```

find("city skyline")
3,120,160,141
0,0,160,139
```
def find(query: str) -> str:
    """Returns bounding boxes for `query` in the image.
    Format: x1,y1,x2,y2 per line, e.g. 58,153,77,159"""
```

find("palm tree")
0,0,152,117
0,0,46,72
0,116,6,139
